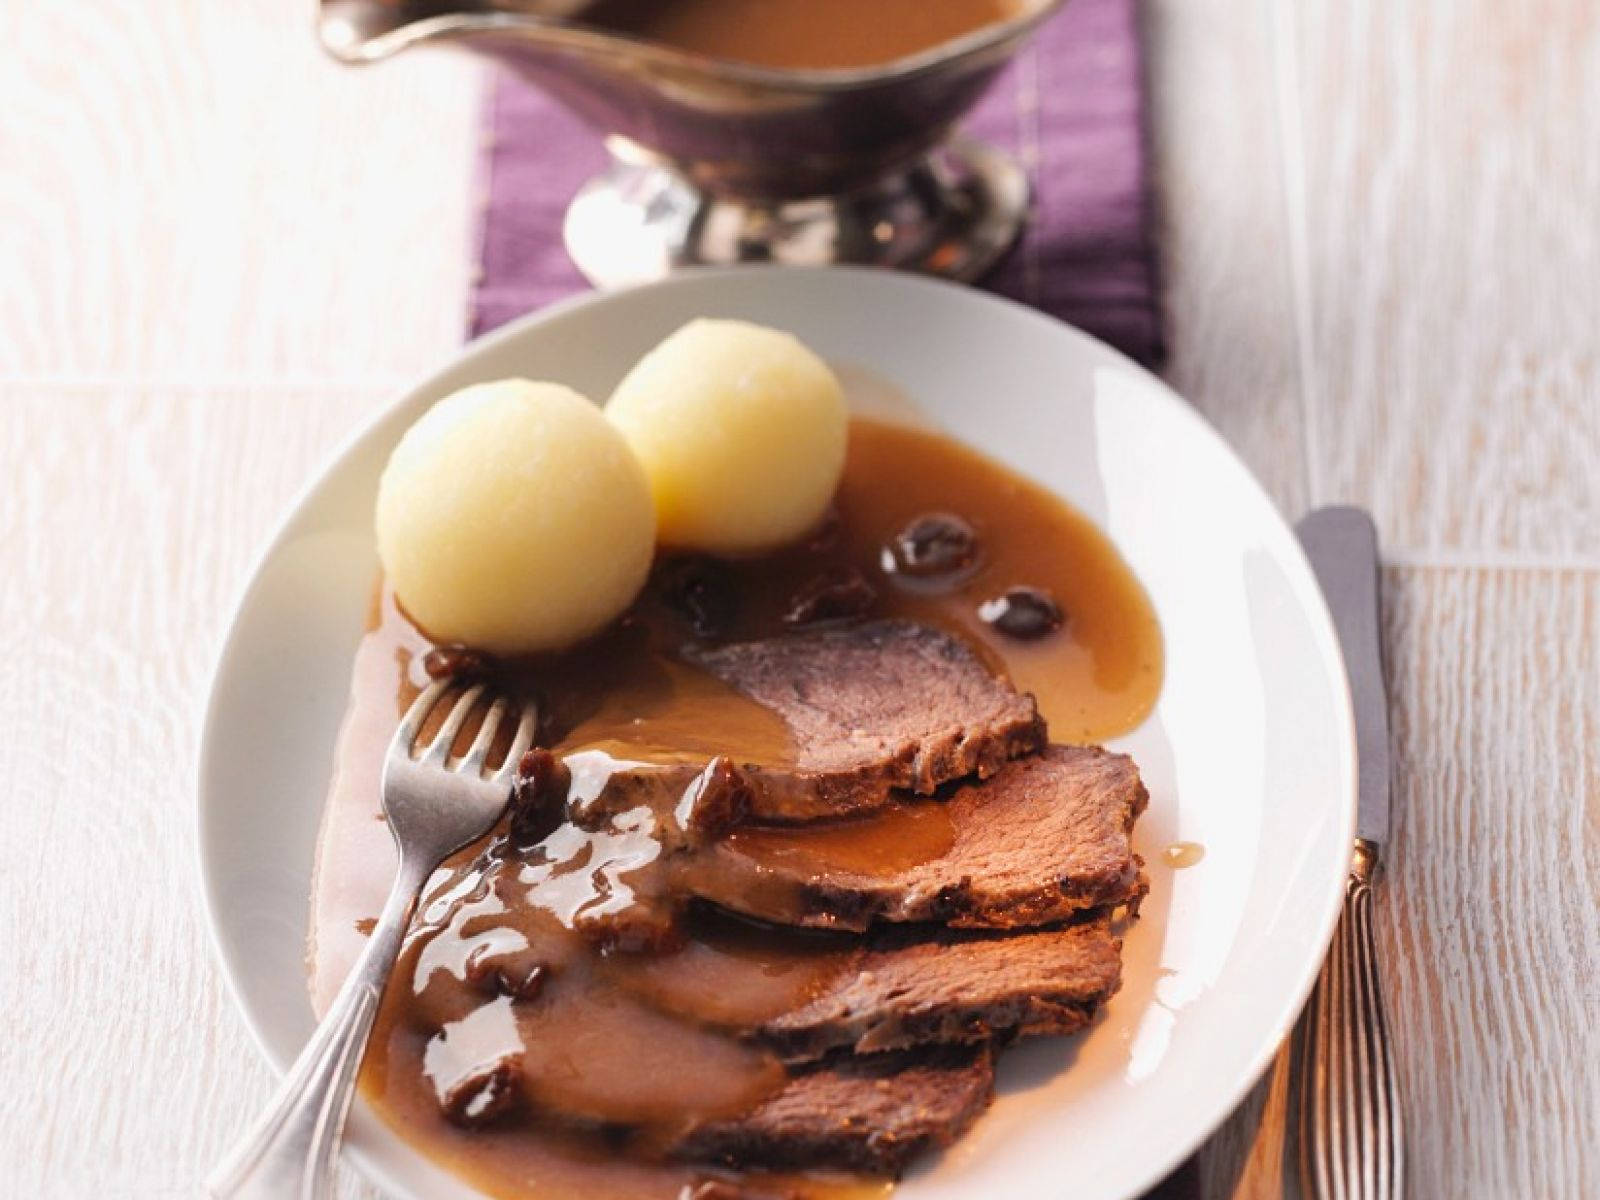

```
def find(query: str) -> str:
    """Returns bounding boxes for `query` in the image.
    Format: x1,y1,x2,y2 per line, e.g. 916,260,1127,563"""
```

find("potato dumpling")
606,319,847,555
376,379,655,655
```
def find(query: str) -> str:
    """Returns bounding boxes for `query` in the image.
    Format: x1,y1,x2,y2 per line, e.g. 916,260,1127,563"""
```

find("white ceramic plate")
198,267,1354,1200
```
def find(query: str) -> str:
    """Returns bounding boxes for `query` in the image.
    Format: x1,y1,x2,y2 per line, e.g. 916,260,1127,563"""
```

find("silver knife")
1294,507,1405,1200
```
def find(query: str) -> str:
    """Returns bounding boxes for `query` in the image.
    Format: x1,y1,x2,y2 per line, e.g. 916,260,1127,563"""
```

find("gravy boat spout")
318,0,1069,285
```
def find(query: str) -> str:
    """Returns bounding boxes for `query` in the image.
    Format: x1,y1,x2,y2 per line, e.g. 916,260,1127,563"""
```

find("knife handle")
1297,839,1405,1199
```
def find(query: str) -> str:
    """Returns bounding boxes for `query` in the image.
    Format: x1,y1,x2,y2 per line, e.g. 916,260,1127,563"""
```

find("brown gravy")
318,415,1162,1199
722,803,956,877
582,0,1026,71
1162,841,1206,870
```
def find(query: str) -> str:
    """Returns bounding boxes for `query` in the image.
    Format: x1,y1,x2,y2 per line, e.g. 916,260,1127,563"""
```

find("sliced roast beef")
597,909,1122,1062
565,620,1045,830
675,1044,995,1176
409,619,1148,1179
418,914,1117,1143
689,620,1043,798
756,914,1122,1060
678,745,1147,930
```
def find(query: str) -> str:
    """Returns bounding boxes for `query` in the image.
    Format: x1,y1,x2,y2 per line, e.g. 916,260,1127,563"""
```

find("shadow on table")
1146,1037,1306,1199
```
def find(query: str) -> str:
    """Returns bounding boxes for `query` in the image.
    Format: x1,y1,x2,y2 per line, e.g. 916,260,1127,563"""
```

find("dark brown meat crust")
675,1045,996,1176
758,914,1123,1060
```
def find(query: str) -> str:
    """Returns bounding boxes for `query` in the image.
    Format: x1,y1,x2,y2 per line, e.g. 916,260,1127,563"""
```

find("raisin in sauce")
308,415,1163,1200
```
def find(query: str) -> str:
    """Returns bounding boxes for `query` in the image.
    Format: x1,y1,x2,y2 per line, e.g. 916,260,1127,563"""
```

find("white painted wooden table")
2,2,1595,1197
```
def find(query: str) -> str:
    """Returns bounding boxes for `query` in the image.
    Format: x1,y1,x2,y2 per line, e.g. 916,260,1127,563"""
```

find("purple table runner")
468,0,1164,368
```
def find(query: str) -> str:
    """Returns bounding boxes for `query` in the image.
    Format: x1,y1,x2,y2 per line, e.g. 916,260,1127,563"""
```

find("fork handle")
207,856,431,1199
1297,839,1405,1199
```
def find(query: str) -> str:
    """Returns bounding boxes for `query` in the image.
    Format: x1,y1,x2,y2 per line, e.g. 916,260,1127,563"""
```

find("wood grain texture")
1143,0,1310,518
0,0,482,384
0,382,396,1198
1292,0,1600,556
1376,563,1600,1198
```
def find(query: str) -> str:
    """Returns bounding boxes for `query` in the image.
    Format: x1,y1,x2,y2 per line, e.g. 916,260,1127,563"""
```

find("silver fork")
208,678,535,1199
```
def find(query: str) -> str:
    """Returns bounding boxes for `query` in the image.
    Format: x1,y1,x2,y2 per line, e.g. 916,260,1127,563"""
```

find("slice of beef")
681,745,1148,931
757,914,1122,1061
602,911,1122,1061
691,620,1042,801
566,620,1044,830
675,1044,995,1176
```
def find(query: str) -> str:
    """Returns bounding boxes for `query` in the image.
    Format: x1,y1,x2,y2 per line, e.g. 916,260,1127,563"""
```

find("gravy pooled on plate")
311,414,1162,1200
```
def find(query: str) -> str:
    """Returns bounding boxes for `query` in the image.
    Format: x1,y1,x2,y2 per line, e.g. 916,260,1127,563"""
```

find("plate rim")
194,264,1356,1199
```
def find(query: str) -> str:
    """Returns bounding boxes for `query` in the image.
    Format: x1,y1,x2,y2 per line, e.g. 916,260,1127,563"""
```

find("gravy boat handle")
317,0,590,64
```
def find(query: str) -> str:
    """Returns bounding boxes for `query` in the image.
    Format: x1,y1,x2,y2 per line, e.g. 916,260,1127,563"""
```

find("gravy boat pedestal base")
563,136,1029,286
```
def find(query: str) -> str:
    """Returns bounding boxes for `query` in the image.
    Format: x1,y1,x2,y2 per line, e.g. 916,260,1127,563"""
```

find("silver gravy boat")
319,0,1067,286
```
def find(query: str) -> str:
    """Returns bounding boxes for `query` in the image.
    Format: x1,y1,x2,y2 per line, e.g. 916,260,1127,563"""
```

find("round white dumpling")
606,319,847,554
376,379,655,655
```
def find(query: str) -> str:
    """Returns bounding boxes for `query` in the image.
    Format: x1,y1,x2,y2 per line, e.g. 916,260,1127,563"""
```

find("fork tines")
397,678,536,782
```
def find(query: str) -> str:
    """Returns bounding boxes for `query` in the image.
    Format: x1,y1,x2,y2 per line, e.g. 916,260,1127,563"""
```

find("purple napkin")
468,0,1163,366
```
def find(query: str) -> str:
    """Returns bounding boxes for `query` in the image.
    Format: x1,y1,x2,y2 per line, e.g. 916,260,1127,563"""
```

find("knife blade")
1296,506,1390,845
1292,505,1404,1200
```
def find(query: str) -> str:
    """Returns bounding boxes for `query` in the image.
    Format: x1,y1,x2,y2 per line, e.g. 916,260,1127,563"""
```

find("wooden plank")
0,381,389,1196
1374,563,1600,1198
1144,0,1311,518
1291,0,1600,556
0,0,482,383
